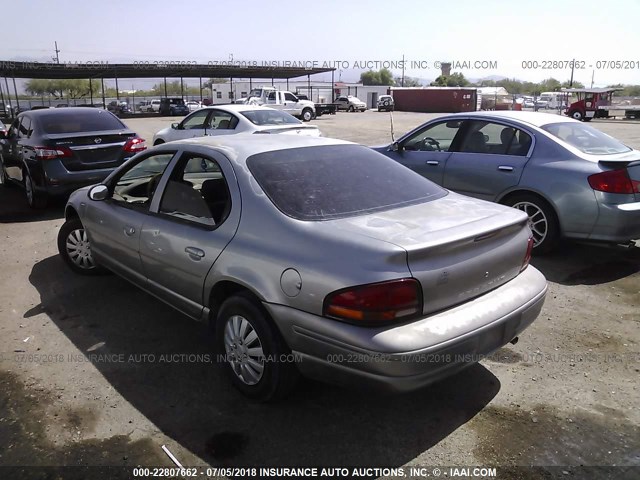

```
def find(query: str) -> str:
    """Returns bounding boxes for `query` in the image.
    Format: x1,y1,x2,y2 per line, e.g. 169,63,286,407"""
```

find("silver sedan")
152,104,320,145
374,111,640,252
58,136,547,401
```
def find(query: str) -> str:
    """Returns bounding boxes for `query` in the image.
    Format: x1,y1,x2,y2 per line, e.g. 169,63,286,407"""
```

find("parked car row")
3,106,638,402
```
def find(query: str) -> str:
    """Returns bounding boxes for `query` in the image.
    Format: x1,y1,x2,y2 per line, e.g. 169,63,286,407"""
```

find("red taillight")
123,137,147,153
588,169,637,194
323,278,422,325
34,146,73,160
521,237,534,272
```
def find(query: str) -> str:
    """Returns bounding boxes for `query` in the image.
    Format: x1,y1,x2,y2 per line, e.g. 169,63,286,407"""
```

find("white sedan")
152,104,321,145
186,101,202,112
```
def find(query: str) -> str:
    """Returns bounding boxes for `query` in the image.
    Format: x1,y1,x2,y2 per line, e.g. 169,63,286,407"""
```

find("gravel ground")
0,111,638,479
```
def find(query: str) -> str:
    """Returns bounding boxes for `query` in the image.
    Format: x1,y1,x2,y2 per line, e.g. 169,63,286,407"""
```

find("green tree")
395,76,422,87
431,72,469,87
360,68,394,85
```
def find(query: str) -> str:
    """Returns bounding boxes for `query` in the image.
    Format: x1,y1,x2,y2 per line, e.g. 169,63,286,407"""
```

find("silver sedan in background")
58,136,546,401
152,104,320,145
374,111,640,252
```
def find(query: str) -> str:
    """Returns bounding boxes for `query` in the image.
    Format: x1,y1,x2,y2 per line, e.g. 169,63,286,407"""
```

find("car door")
82,151,176,284
444,120,533,201
384,119,464,185
283,92,301,116
167,109,212,141
3,117,25,181
139,150,240,319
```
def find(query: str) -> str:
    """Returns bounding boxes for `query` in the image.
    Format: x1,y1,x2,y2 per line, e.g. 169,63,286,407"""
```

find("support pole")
199,77,202,103
230,77,233,101
115,77,119,100
89,79,93,104
101,78,106,108
180,77,184,100
12,77,20,116
164,77,167,97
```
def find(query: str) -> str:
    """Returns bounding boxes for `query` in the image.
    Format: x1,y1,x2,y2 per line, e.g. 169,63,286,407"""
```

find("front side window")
542,122,631,155
458,120,532,156
182,110,210,130
403,120,463,152
284,92,298,102
158,153,231,227
112,153,175,208
247,145,446,221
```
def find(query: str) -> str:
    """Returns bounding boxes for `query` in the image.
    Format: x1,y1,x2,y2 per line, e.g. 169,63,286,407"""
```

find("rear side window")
241,109,301,126
38,110,125,134
247,145,446,221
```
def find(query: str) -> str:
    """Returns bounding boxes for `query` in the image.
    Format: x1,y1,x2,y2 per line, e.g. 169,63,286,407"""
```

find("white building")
202,80,391,108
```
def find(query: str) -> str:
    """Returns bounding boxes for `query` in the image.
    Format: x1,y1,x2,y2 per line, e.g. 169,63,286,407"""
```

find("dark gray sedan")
374,111,640,252
58,136,547,401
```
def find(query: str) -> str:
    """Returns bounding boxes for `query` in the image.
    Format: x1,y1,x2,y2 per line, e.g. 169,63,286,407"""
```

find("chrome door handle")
498,165,514,172
426,160,439,165
185,246,205,259
123,226,136,236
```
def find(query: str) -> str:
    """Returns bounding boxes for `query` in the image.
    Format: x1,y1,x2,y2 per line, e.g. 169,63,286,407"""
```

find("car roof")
160,134,353,163
452,110,578,128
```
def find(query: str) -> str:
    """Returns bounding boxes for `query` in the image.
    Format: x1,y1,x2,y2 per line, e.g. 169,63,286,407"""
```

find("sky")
2,0,640,89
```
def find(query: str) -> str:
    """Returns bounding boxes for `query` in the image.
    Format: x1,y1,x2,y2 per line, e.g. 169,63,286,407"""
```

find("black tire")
301,108,313,122
348,105,355,112
503,193,560,254
216,293,298,401
154,139,165,146
57,218,107,275
583,117,592,122
23,168,47,208
570,110,583,121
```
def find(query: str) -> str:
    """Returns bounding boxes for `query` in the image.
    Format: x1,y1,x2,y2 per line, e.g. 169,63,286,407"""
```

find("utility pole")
53,41,60,64
569,58,575,88
590,70,595,88
401,54,405,87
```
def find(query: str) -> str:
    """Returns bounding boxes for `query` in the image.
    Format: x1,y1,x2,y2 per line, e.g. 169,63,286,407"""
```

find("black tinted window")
241,109,301,126
247,145,446,221
38,110,125,134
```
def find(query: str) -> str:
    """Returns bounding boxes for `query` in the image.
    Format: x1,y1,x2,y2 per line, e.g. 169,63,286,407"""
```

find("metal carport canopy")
0,61,335,79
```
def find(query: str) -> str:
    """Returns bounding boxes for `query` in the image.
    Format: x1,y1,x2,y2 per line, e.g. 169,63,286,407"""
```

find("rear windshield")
247,144,446,221
241,109,301,126
541,122,631,155
38,110,126,134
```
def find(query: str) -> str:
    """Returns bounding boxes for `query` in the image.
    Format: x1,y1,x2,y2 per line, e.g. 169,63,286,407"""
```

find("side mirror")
390,141,401,152
171,122,179,129
88,184,109,201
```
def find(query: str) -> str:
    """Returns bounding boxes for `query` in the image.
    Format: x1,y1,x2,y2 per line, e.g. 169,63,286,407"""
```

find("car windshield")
247,144,446,221
241,110,301,126
541,122,632,155
38,110,126,134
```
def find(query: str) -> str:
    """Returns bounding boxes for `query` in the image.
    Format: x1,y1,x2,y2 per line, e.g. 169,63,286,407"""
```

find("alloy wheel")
512,201,548,247
223,315,265,385
65,229,96,270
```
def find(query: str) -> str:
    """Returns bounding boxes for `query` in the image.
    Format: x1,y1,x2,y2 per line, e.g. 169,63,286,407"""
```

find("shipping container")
388,87,477,113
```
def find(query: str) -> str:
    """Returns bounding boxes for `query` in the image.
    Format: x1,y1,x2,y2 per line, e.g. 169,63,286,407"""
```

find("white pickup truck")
240,87,316,121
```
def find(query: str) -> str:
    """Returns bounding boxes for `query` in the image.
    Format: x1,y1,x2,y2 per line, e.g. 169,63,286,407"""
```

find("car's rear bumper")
266,266,547,393
41,162,121,196
589,200,640,243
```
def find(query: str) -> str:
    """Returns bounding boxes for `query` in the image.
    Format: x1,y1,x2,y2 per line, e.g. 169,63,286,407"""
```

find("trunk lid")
330,193,531,315
44,130,136,171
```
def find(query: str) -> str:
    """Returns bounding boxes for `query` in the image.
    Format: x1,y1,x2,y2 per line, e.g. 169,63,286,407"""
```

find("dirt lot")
0,111,638,478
